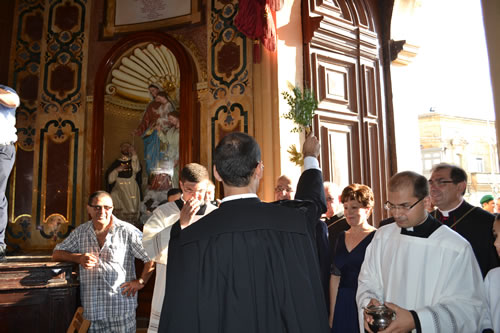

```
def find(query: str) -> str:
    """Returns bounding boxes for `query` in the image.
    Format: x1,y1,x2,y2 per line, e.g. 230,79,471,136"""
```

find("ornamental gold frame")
102,0,202,38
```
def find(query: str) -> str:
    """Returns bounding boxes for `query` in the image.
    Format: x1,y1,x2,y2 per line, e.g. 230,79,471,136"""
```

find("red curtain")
234,0,283,63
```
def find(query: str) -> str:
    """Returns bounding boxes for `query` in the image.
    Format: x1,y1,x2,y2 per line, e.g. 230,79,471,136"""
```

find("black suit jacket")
433,200,499,277
159,169,330,332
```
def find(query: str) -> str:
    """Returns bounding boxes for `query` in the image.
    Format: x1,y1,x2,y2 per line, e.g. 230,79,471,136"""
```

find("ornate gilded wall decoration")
171,33,208,83
7,0,45,250
12,1,45,150
42,0,86,113
211,102,248,151
210,0,248,90
209,0,252,160
7,0,89,251
37,118,79,239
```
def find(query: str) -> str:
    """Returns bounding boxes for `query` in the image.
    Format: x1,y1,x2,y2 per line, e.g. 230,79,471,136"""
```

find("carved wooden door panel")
303,0,390,224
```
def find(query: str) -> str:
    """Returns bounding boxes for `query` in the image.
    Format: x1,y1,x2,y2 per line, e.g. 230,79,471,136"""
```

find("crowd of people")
2,83,499,332
48,132,499,333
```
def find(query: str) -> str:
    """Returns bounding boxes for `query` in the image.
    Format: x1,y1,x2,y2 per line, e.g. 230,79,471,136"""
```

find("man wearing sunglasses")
357,171,491,333
430,163,498,277
53,191,154,333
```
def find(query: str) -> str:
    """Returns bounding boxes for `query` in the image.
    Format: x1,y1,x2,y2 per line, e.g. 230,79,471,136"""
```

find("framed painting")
102,0,202,38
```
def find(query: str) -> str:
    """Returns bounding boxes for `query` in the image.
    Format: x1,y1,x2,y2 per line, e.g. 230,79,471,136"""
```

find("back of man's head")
180,163,209,183
214,132,261,187
388,171,429,199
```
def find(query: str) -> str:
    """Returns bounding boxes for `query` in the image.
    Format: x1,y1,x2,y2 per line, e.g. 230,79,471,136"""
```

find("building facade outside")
419,112,499,205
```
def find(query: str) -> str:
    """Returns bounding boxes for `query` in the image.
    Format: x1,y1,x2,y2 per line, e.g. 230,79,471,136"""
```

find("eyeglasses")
89,205,113,211
384,197,424,211
275,186,293,193
428,179,454,187
182,187,205,195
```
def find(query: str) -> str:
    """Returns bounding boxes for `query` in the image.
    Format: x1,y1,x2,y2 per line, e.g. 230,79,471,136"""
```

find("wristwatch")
138,278,145,285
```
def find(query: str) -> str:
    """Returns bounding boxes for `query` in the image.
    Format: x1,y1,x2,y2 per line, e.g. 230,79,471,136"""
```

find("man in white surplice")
142,163,217,333
357,171,492,333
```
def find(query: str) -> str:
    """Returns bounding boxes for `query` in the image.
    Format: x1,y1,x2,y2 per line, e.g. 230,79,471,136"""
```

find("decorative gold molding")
102,0,202,38
171,33,208,83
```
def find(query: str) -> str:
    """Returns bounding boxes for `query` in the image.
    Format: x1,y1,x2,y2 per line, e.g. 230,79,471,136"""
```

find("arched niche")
91,31,199,193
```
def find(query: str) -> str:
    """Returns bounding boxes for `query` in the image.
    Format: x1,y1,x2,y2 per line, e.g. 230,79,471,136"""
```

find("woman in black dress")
329,184,377,332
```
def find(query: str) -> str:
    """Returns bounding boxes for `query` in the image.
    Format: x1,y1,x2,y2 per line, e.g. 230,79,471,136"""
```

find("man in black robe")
323,182,349,257
158,132,330,332
430,163,499,277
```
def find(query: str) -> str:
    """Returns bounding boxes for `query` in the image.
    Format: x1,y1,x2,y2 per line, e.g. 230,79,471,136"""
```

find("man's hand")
363,298,382,333
378,303,415,333
302,134,320,158
120,279,144,297
179,198,202,229
79,253,99,269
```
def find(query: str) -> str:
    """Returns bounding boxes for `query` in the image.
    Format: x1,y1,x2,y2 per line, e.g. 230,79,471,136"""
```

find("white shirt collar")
438,198,464,217
221,193,258,203
219,156,318,204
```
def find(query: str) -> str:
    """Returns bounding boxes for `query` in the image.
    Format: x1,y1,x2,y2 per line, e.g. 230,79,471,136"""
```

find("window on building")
421,148,442,175
469,157,484,173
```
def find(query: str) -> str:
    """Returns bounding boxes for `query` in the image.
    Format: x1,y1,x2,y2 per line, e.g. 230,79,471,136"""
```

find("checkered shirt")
55,216,150,320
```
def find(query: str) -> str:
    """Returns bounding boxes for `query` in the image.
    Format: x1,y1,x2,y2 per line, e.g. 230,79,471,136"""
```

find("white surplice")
142,201,217,333
357,223,491,333
485,267,500,332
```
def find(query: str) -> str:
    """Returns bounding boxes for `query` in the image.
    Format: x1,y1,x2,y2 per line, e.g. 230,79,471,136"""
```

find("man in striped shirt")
53,191,154,333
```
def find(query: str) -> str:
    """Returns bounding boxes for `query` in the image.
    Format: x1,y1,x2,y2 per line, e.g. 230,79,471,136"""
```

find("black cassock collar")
401,215,442,238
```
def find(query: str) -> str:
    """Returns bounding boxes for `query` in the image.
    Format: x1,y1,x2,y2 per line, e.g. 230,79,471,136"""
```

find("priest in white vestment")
484,215,500,332
357,171,492,333
142,163,217,333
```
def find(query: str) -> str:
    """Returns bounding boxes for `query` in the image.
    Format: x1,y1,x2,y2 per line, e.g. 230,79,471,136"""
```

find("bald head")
324,182,341,218
274,175,294,200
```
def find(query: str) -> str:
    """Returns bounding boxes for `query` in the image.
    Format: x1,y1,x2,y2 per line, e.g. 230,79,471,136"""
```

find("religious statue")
105,142,142,224
134,89,178,191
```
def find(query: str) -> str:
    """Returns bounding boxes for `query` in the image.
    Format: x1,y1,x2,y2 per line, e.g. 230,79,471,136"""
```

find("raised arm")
294,134,326,217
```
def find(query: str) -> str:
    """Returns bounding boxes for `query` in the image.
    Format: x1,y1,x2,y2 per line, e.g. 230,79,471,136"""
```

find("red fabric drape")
234,0,281,63
268,0,284,11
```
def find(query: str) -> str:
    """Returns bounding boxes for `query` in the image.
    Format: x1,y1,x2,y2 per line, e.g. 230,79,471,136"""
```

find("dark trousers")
0,143,15,249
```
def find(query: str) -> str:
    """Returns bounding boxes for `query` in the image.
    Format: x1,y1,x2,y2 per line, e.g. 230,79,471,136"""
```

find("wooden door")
303,0,390,224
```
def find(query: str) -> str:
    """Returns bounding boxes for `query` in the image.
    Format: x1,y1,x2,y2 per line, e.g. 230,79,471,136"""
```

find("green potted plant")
281,83,318,165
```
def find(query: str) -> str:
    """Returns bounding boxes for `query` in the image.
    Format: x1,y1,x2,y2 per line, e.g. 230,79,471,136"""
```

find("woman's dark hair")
340,184,374,208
